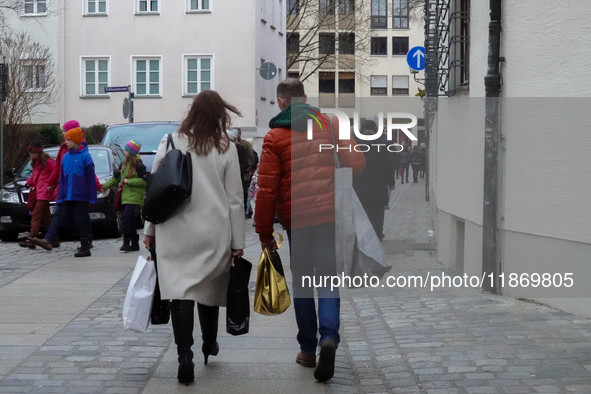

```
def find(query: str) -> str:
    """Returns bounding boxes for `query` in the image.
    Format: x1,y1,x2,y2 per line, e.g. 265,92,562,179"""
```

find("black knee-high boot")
197,303,219,365
170,300,195,385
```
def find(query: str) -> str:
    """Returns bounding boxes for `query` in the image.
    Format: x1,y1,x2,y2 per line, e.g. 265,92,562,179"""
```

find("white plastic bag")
123,255,157,332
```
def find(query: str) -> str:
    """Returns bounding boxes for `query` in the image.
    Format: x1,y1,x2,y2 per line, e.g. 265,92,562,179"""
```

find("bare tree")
1,31,57,168
286,0,374,82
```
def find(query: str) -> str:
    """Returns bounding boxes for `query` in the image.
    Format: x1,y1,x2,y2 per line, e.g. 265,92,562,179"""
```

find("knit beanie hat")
27,139,43,154
125,140,142,156
63,119,80,131
65,127,83,145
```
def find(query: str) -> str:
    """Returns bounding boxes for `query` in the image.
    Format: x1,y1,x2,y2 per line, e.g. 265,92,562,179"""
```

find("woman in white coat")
143,90,245,385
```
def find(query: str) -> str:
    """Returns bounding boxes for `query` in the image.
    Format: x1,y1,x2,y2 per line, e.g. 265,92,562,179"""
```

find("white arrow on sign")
413,50,425,69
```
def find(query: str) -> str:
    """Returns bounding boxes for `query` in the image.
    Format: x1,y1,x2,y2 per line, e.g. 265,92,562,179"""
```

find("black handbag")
142,133,192,224
149,247,170,325
226,257,252,336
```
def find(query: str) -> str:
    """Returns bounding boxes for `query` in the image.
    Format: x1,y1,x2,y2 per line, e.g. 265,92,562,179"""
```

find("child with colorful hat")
101,139,147,252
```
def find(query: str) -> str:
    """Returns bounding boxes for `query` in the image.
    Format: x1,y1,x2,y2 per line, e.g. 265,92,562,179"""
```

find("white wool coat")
144,131,246,306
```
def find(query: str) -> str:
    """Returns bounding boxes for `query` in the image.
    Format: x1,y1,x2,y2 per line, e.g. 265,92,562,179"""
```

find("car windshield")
101,123,180,153
18,147,112,178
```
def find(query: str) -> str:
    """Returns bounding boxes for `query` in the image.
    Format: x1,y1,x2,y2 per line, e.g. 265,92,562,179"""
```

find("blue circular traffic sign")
407,46,426,71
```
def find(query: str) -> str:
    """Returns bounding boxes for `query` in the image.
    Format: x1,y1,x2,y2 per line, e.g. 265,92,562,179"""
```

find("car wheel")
0,232,18,242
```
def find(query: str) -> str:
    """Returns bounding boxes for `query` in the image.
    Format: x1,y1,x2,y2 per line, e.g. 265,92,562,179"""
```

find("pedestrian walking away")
400,141,410,184
352,118,396,241
18,140,56,249
409,145,422,183
255,78,365,382
33,127,97,257
143,90,245,386
101,139,147,252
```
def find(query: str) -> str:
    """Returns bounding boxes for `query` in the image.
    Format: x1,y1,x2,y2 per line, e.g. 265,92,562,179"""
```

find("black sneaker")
314,339,336,382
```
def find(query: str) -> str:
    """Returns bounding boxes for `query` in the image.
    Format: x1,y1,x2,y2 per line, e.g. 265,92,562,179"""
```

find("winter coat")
353,135,396,206
400,147,411,164
56,143,98,204
102,161,147,206
26,156,56,201
48,140,101,193
255,102,366,243
409,152,422,165
144,131,245,306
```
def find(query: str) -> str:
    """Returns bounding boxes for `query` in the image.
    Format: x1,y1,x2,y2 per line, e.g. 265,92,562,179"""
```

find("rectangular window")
24,0,46,14
392,37,409,55
287,33,299,55
24,63,46,90
83,58,109,96
287,0,299,15
338,33,354,55
134,57,161,96
288,71,300,79
319,33,335,55
392,75,409,95
189,0,210,11
371,37,387,55
319,0,335,16
87,0,107,14
138,0,158,12
338,0,354,15
319,72,335,94
371,75,387,95
338,72,354,94
371,0,387,29
392,0,409,29
185,56,212,95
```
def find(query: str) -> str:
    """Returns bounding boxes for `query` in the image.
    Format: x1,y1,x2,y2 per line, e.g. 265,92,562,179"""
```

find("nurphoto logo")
306,109,418,153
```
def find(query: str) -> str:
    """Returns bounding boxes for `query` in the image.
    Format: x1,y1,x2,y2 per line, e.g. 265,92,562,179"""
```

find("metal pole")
0,64,4,188
482,0,502,293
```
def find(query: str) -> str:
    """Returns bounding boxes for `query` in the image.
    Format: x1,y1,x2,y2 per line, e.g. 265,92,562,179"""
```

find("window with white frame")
83,58,109,96
133,58,161,96
392,75,409,95
370,75,387,95
188,0,210,11
185,56,212,95
86,0,107,14
24,62,46,90
24,0,47,14
137,0,158,13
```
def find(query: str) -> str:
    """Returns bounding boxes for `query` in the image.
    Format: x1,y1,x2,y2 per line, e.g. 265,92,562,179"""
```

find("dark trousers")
401,163,410,181
44,203,63,242
242,180,250,213
30,200,52,236
411,163,420,182
62,201,90,242
121,204,137,236
362,202,385,239
287,222,340,354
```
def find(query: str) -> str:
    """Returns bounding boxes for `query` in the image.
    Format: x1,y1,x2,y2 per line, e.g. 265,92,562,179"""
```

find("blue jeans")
287,222,340,354
44,203,63,242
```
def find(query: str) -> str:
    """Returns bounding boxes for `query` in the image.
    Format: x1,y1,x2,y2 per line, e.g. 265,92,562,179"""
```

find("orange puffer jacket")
255,108,365,243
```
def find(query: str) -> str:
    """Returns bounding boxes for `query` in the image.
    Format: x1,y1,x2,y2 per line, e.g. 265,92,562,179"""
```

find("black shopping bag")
149,247,171,325
226,257,252,336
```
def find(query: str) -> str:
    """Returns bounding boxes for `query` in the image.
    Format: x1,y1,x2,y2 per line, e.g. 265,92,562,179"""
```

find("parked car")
0,145,125,242
101,121,181,172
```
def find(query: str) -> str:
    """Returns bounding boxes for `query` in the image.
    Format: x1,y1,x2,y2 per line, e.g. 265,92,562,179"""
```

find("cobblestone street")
1,176,591,393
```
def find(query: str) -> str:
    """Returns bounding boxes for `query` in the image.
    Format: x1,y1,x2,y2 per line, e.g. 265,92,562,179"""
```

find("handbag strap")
31,161,43,188
166,133,176,151
327,117,342,169
118,173,132,192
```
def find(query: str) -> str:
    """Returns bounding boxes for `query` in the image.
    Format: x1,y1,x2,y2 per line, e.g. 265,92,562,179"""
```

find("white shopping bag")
123,255,157,332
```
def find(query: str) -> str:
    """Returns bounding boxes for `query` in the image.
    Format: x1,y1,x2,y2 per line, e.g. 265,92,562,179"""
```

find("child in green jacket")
102,140,147,251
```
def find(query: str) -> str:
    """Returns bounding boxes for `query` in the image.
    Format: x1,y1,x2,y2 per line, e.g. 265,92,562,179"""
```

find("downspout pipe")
482,0,502,293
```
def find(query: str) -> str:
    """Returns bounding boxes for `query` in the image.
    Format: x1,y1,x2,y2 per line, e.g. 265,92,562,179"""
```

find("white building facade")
428,1,591,316
17,0,285,135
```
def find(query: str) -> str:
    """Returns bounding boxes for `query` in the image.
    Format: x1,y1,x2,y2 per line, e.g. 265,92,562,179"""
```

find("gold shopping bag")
253,234,291,315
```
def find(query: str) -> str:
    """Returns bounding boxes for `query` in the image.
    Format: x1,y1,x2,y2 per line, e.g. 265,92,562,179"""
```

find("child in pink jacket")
19,140,56,248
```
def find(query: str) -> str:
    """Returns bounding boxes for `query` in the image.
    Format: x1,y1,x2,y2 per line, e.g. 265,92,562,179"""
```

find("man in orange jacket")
255,78,365,382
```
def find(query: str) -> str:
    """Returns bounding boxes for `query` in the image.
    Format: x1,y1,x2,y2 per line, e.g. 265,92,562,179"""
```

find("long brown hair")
179,90,242,156
121,154,138,177
32,152,51,169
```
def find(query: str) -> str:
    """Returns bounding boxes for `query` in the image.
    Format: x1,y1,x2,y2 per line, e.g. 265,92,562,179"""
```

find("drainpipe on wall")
482,0,502,293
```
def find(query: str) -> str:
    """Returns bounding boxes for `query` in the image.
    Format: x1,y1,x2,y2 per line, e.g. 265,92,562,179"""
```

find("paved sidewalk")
1,175,591,393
